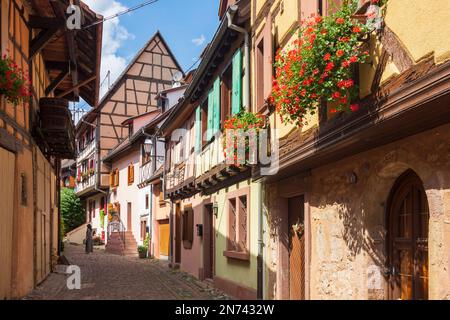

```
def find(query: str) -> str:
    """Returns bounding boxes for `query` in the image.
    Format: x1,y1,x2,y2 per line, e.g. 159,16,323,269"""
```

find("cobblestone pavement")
26,244,230,300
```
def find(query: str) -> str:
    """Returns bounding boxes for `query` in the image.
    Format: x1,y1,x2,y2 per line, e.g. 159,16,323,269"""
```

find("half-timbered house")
75,31,183,246
0,0,102,299
160,0,260,299
255,0,450,300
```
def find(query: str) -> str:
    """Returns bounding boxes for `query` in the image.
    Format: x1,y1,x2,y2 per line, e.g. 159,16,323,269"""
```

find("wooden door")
159,221,170,256
127,202,132,231
288,196,305,300
0,147,15,299
203,204,214,280
388,170,429,300
175,203,181,263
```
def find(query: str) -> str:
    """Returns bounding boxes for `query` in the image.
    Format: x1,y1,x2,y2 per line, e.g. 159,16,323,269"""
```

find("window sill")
223,250,250,261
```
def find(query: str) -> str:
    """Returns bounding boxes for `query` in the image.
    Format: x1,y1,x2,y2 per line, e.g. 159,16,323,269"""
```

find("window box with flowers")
222,111,266,167
270,1,373,126
0,54,31,105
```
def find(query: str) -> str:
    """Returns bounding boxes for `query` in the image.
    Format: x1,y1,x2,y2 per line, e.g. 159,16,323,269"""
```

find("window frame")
224,187,250,260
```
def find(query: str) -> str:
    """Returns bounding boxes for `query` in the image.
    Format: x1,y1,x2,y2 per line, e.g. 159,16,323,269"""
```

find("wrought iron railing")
107,219,126,247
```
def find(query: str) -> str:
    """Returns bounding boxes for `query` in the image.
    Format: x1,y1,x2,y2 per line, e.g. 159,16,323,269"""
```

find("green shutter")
206,89,214,141
195,106,201,152
231,48,242,115
213,77,221,134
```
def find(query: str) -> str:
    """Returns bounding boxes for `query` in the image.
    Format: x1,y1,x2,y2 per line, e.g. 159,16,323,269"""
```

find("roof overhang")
29,0,103,107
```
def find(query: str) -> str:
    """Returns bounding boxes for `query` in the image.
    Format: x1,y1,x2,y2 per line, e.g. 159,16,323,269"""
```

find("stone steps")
106,231,138,256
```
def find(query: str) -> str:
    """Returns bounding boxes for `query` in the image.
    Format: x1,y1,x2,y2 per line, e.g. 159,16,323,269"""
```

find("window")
221,64,232,128
200,98,208,147
158,183,165,206
142,144,151,164
145,194,149,210
225,188,250,260
127,163,134,185
128,123,133,138
141,220,147,241
111,169,119,187
256,38,265,110
182,206,194,249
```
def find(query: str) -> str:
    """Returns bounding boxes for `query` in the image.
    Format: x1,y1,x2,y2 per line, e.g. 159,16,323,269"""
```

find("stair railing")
107,219,126,247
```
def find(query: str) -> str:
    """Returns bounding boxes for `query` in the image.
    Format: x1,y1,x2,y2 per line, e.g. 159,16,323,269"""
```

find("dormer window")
158,94,168,112
128,122,133,138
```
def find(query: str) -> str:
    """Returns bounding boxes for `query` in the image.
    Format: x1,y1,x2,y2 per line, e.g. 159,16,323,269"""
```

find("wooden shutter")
114,169,119,187
188,208,194,243
207,89,214,141
231,48,242,115
128,164,134,185
263,15,273,99
213,77,221,134
109,171,114,187
195,106,202,152
238,195,248,252
228,199,237,251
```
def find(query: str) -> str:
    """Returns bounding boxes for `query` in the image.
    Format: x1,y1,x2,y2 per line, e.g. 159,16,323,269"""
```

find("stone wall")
266,123,450,299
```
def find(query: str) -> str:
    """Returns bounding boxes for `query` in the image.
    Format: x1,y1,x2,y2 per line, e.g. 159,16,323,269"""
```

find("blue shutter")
213,77,221,134
231,48,242,115
195,106,201,152
206,89,214,141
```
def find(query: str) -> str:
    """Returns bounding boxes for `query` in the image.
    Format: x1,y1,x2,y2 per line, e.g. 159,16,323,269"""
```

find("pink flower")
350,104,360,112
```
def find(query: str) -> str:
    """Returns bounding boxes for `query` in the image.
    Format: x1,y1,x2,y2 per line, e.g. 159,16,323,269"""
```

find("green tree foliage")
60,188,85,234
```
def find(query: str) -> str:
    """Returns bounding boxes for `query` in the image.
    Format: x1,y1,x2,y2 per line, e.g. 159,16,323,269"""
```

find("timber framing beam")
56,75,96,99
45,66,70,96
29,26,61,58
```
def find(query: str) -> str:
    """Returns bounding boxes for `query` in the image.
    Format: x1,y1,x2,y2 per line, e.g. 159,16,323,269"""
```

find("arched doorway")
387,170,429,300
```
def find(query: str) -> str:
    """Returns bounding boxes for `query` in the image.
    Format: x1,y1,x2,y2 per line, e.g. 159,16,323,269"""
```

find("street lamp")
143,138,153,155
213,202,218,218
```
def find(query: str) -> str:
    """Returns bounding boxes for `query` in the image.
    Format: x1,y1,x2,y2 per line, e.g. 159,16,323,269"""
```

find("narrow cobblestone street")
25,244,230,300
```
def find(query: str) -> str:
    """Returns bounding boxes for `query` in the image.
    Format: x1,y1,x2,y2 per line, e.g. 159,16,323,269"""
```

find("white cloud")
83,0,133,98
192,34,206,47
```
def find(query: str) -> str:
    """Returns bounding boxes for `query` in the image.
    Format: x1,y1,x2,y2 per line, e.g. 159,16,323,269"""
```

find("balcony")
77,139,96,162
138,158,164,186
75,174,95,196
37,98,75,159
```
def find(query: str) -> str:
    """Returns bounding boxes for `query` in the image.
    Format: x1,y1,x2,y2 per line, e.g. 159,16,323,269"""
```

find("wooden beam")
45,66,70,96
56,75,96,99
29,27,60,58
28,15,64,29
45,60,72,70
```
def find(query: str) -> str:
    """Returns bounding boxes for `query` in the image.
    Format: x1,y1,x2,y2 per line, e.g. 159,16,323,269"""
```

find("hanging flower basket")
270,1,370,126
0,54,31,105
222,111,266,166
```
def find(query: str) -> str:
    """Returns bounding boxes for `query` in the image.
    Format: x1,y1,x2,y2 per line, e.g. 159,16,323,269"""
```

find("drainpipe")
227,5,250,111
257,181,264,299
94,120,108,196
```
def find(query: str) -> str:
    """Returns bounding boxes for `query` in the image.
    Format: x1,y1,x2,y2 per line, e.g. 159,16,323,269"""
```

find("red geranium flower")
350,104,359,112
323,53,331,61
336,49,344,57
336,17,345,24
352,26,361,33
349,56,358,63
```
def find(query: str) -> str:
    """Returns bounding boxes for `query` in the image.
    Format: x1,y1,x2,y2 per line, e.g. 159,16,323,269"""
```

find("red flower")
323,53,331,61
325,62,334,71
336,17,345,24
350,104,360,112
336,49,344,57
349,56,358,63
332,91,341,99
339,36,350,42
330,108,337,114
342,60,350,68
352,26,361,33
315,16,322,23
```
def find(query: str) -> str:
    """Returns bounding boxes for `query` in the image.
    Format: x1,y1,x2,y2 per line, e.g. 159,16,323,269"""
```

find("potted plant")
270,1,371,126
0,54,31,105
137,245,147,259
222,110,266,166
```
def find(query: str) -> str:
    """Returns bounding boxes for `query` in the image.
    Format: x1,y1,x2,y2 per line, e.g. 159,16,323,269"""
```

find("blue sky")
83,0,221,99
